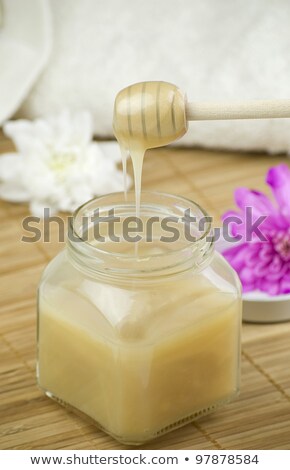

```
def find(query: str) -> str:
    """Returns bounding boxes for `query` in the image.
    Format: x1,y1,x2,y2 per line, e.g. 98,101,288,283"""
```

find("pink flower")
222,164,290,295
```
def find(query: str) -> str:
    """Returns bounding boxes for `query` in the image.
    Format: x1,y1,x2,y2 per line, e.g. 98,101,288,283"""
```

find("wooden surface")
1,130,290,450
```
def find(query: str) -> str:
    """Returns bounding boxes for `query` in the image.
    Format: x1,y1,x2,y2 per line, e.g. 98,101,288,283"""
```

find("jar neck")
66,191,214,281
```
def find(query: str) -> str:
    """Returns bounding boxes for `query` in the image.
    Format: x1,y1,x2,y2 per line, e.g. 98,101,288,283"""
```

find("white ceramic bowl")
242,291,290,323
215,238,290,323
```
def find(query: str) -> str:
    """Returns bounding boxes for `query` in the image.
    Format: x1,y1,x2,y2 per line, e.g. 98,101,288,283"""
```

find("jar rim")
67,191,214,278
70,191,211,256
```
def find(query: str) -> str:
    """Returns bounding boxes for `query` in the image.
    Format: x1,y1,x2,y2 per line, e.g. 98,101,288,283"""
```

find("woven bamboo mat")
1,130,290,450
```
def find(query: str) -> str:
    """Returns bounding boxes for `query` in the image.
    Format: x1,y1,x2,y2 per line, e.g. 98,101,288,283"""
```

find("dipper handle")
186,99,290,121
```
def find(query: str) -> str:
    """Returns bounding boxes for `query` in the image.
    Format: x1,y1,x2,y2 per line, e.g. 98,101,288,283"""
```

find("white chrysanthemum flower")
0,110,130,216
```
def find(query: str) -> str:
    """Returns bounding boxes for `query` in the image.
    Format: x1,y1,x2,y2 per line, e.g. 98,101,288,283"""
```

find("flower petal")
222,243,248,271
0,153,24,180
266,164,290,211
234,188,275,214
239,266,257,284
226,187,286,237
48,110,93,147
242,282,257,293
257,278,280,296
98,141,123,162
30,200,57,217
0,183,29,202
280,275,290,294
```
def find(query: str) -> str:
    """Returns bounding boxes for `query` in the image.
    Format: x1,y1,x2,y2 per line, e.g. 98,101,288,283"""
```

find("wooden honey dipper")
113,81,290,149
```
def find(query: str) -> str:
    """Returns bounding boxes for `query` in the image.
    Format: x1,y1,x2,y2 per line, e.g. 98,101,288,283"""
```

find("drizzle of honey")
113,81,187,219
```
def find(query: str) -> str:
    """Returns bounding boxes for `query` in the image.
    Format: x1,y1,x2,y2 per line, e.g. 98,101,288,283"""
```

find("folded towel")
11,0,290,153
0,0,51,126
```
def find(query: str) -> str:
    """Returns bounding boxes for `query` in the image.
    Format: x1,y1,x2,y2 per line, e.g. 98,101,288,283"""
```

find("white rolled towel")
0,0,51,125
4,0,290,154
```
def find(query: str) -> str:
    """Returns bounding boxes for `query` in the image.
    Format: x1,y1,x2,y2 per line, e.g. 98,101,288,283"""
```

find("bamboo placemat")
0,130,290,450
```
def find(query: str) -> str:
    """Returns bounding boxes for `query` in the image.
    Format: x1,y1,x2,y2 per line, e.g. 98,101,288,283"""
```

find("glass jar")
37,192,241,445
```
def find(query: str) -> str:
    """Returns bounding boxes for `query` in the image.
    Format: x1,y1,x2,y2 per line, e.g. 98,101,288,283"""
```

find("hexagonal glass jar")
37,192,241,445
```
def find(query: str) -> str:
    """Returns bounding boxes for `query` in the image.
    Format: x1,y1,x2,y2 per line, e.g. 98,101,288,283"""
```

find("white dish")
215,238,290,323
242,291,290,323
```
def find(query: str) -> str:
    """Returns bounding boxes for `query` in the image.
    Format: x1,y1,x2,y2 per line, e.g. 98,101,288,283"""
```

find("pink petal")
268,254,282,273
222,243,248,271
266,164,290,213
266,269,288,282
239,266,256,284
221,209,240,222
222,210,245,238
234,188,275,214
224,188,282,238
280,275,290,294
255,243,273,264
252,260,272,277
257,278,280,296
245,243,265,266
242,282,257,293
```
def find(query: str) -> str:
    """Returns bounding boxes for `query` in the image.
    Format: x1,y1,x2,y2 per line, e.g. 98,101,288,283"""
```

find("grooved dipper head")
113,81,187,150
